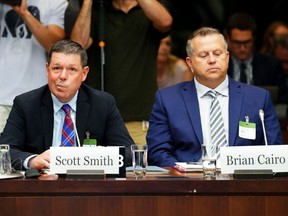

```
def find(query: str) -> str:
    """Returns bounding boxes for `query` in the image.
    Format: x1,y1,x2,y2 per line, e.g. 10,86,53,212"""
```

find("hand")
11,0,28,17
28,149,50,170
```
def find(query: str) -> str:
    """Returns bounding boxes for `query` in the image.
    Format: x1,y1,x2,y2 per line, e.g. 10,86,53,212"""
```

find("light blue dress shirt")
23,91,79,169
51,92,78,146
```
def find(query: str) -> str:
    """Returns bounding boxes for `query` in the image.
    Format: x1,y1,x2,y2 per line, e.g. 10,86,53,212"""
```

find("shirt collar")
231,55,253,66
51,91,79,113
194,75,229,98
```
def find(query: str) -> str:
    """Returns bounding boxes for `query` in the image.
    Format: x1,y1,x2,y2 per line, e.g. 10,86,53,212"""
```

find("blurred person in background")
0,0,68,133
260,21,288,54
224,12,287,103
271,35,288,86
67,0,172,144
157,35,192,89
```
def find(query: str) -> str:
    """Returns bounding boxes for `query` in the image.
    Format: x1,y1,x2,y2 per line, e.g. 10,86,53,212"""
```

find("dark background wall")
165,0,288,59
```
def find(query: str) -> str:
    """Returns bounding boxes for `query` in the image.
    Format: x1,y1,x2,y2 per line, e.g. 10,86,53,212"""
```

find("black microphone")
0,0,21,4
70,112,81,147
259,109,268,146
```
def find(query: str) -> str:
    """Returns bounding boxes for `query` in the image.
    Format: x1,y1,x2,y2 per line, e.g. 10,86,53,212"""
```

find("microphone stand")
259,109,268,146
98,0,105,91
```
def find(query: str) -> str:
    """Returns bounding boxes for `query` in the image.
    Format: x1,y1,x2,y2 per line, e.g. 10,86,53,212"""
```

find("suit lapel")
228,78,243,146
41,88,54,149
76,87,90,146
181,81,203,144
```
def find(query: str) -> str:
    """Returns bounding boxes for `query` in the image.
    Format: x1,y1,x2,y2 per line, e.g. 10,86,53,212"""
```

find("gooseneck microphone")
70,112,81,147
259,109,268,146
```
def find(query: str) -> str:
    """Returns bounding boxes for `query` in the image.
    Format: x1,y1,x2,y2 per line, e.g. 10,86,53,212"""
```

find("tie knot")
207,90,217,99
62,104,71,115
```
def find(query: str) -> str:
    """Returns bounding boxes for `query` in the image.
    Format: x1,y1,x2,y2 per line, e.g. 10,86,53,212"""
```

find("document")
126,166,170,175
174,162,203,172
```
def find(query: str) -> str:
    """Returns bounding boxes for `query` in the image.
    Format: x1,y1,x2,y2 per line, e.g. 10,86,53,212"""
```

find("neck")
157,62,168,79
113,0,137,13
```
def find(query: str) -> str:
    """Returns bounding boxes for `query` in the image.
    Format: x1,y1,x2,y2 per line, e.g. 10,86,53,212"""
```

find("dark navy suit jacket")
0,84,133,169
147,77,283,167
228,53,287,103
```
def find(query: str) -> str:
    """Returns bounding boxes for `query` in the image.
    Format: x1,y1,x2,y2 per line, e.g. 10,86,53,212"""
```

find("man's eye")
68,68,77,73
199,53,208,58
52,67,61,72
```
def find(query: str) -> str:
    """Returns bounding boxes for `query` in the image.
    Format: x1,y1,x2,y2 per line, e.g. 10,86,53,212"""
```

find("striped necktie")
240,62,247,83
61,104,75,147
207,90,227,157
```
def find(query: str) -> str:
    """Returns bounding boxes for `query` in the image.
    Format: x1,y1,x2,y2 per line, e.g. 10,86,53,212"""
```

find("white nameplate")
220,145,288,174
50,146,124,174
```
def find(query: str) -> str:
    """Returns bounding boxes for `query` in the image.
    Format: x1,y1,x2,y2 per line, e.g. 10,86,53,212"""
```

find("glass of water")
131,144,148,179
201,144,217,179
0,144,12,175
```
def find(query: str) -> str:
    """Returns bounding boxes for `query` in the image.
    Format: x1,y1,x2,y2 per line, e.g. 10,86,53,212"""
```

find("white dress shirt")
194,76,229,146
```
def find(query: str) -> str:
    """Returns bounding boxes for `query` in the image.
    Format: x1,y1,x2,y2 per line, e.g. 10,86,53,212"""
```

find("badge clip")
83,131,97,147
245,116,249,124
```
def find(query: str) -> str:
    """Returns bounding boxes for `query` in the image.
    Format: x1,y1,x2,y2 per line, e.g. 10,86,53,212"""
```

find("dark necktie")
207,90,227,157
240,63,247,83
61,104,75,147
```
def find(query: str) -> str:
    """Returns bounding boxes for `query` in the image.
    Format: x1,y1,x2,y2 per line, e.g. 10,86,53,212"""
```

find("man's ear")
46,63,50,77
186,57,194,73
82,66,89,82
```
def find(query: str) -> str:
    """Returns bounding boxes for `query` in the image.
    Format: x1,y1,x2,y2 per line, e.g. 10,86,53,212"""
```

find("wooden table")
1,169,288,216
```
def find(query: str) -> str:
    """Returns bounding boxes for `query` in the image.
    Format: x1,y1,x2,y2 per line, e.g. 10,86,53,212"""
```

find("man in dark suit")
147,27,283,167
224,12,287,103
0,39,133,170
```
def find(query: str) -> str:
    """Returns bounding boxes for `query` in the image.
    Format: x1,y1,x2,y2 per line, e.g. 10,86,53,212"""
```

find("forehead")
50,52,81,64
192,34,225,52
274,26,288,35
230,29,253,40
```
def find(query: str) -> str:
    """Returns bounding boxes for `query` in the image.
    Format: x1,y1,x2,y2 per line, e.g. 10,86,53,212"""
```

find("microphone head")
259,109,264,120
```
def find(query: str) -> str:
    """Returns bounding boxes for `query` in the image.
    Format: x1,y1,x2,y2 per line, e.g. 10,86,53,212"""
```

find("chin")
54,93,67,103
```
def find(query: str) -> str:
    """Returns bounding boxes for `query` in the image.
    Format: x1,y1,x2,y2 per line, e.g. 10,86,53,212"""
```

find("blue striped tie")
207,90,227,157
61,104,75,147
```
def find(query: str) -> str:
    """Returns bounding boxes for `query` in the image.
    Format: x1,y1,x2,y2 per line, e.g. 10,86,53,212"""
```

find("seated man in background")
224,13,287,104
157,35,193,89
147,27,283,167
0,39,133,170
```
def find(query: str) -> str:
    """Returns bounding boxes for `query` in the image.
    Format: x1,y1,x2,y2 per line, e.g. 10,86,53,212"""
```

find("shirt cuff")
23,154,38,169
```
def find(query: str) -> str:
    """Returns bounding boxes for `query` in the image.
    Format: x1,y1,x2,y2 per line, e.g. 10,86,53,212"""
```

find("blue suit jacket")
147,77,283,167
0,84,133,169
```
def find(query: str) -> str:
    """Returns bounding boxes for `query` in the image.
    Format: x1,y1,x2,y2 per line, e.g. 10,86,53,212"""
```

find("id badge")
239,121,256,140
82,131,97,147
83,139,97,147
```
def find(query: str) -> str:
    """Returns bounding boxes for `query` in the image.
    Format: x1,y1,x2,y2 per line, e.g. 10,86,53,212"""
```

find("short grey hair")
186,27,228,57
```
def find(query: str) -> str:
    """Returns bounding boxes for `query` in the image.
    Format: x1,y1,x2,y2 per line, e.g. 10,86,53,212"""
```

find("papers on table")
174,162,203,172
126,166,170,175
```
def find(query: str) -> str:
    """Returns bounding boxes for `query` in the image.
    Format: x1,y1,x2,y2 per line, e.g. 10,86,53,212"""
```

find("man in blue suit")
147,27,283,167
0,39,133,170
